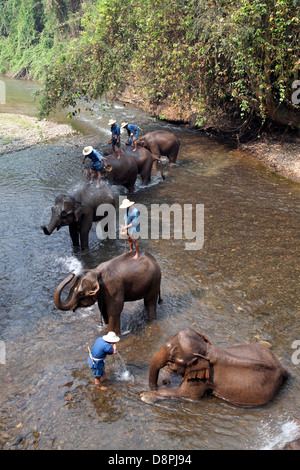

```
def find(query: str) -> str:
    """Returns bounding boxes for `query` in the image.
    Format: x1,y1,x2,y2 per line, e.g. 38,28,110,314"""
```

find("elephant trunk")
54,273,79,311
41,214,60,235
149,346,169,390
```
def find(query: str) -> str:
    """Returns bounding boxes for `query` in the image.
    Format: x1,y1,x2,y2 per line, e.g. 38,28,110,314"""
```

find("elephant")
84,152,138,193
102,147,164,186
41,183,115,250
53,251,162,335
141,328,289,407
284,439,300,450
123,147,165,185
137,130,180,166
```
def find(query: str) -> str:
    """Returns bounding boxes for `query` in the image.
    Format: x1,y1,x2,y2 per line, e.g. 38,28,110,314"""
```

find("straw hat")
121,122,128,128
102,331,120,343
119,198,135,209
108,119,116,126
83,146,93,156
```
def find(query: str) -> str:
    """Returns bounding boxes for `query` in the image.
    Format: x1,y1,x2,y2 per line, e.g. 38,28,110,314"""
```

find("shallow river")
0,77,300,450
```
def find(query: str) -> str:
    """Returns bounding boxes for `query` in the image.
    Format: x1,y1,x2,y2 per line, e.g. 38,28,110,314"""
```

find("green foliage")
0,0,81,79
1,0,299,129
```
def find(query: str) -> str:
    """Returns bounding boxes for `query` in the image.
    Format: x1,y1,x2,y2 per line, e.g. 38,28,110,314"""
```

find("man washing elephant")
82,146,107,188
88,331,120,390
119,198,140,259
121,122,141,151
108,119,121,158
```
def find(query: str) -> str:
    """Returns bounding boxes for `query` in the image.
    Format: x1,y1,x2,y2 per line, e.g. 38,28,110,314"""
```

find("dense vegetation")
0,0,299,134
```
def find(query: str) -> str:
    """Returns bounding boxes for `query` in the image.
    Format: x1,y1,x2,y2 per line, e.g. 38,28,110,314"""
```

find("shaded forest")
0,0,299,136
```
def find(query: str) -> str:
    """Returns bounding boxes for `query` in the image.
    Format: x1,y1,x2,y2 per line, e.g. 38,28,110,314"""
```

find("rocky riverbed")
241,136,300,183
0,110,299,184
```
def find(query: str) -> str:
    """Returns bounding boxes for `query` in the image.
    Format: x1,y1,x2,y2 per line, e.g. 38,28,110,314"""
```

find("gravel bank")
241,136,300,183
0,113,76,155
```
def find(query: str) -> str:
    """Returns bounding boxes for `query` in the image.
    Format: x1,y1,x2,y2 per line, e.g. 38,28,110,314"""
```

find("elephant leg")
80,216,93,250
69,223,80,247
144,289,159,321
168,148,178,165
105,297,124,335
140,162,152,185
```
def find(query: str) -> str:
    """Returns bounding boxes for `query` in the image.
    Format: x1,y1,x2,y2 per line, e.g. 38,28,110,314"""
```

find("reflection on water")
0,78,300,450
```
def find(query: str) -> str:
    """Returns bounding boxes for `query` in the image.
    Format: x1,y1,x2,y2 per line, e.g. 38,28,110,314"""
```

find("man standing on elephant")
121,122,140,151
82,146,106,188
88,331,120,390
108,119,121,159
120,198,140,259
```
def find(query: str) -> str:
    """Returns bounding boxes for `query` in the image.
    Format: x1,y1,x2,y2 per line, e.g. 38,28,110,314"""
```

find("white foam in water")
115,351,134,382
118,370,133,382
56,255,83,275
260,419,300,450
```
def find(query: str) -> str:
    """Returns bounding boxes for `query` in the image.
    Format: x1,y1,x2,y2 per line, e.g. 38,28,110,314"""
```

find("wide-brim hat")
83,146,93,156
102,331,120,343
121,122,128,128
108,119,116,126
119,198,135,209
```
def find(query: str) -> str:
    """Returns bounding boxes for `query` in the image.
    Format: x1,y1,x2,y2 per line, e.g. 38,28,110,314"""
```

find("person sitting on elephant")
120,198,140,259
88,331,120,390
121,122,141,151
82,146,106,188
108,119,121,159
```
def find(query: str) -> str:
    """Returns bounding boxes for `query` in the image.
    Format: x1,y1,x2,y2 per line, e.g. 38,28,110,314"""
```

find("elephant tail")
98,275,108,325
158,289,163,304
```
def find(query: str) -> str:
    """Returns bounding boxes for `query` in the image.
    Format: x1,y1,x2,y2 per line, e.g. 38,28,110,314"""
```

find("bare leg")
128,236,134,252
132,240,139,259
94,377,107,390
117,146,121,159
90,169,95,184
96,171,101,188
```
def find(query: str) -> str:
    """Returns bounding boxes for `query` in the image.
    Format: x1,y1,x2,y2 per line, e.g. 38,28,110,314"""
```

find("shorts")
112,138,121,147
129,129,140,145
91,161,104,171
128,227,139,240
88,356,104,378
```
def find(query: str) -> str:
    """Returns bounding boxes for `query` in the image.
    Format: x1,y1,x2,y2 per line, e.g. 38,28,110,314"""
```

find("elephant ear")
185,355,212,383
195,330,212,345
74,201,83,222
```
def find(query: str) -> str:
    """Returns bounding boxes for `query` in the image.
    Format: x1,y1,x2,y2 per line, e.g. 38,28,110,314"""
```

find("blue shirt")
111,124,120,139
127,124,138,135
124,206,140,238
84,149,103,165
90,337,114,360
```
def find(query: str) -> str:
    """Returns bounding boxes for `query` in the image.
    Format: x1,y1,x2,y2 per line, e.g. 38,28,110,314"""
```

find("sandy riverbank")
0,113,76,155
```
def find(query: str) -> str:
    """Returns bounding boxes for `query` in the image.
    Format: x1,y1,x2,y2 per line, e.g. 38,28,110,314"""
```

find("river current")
0,76,300,450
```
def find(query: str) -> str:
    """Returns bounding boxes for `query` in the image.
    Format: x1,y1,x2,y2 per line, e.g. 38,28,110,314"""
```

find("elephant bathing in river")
54,251,162,335
41,184,115,250
141,328,289,407
125,147,165,185
137,130,180,166
102,147,165,186
100,153,138,193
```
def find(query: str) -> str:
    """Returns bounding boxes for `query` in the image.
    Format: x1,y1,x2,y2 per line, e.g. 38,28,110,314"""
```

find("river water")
0,76,300,450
